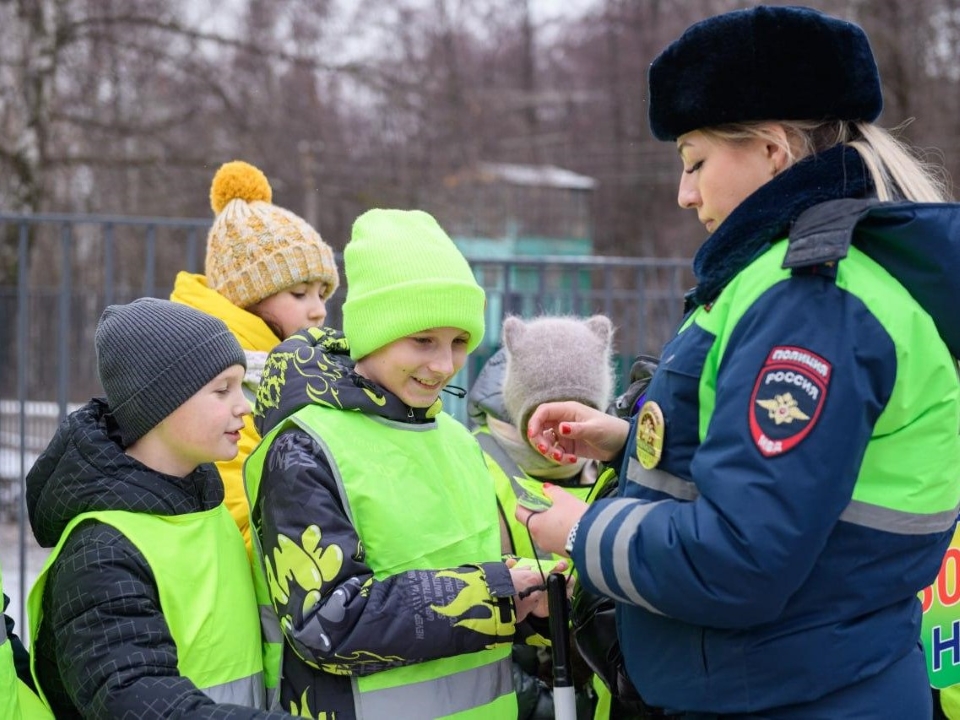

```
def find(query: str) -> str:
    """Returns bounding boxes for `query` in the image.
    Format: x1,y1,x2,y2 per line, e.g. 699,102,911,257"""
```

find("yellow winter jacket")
170,271,281,553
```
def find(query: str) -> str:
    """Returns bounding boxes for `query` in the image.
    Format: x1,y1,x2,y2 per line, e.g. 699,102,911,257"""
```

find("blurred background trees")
2,0,959,282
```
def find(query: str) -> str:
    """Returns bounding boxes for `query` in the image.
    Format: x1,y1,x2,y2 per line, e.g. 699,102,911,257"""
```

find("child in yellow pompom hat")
171,160,340,552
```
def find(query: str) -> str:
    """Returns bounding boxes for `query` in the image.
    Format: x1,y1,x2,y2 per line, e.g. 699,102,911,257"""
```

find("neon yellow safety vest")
473,426,615,559
473,427,619,720
943,686,960,719
2,562,54,719
246,404,515,719
28,505,266,708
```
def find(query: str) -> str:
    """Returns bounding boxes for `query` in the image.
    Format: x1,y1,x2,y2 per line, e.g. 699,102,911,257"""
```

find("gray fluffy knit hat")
502,314,615,434
95,298,247,447
648,5,883,141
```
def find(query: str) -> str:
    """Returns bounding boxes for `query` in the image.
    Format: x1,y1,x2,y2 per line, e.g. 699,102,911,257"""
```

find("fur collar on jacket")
690,144,873,306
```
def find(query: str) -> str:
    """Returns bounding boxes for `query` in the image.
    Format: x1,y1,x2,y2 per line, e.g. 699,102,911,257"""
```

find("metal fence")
0,211,693,629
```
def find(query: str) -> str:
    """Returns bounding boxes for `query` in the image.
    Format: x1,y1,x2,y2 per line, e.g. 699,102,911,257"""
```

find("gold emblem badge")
635,400,665,469
755,392,810,425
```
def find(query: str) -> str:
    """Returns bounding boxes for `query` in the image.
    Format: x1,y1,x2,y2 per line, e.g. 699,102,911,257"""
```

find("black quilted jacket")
25,397,292,720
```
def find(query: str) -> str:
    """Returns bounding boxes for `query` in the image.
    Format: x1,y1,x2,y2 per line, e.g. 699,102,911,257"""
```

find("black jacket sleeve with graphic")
254,429,521,675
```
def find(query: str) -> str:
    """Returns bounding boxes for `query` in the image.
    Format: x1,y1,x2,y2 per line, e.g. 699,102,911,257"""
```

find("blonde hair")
702,120,952,202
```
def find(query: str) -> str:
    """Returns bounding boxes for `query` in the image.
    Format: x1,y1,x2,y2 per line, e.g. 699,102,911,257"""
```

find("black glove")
614,354,659,419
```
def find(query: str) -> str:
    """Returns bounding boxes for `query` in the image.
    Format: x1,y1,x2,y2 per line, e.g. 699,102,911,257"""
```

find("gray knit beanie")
502,314,615,434
95,298,247,447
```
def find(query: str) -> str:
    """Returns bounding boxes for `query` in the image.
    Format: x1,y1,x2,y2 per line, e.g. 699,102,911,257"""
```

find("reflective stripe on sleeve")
839,499,959,535
625,457,699,501
583,498,665,614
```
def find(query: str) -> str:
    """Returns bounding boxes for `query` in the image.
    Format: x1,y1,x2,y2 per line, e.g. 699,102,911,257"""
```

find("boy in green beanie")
246,209,560,719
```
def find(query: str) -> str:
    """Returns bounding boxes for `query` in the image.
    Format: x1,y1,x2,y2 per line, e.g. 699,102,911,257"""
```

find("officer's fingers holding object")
525,402,573,451
526,401,590,463
527,401,629,463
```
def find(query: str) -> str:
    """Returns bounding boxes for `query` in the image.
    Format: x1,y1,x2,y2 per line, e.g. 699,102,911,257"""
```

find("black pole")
548,571,576,720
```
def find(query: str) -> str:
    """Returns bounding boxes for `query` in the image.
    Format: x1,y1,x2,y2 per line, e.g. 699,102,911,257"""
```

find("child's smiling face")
355,327,471,408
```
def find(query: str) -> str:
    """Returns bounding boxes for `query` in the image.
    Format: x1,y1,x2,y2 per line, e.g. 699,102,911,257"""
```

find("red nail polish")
552,451,563,461
543,483,553,489
566,456,577,464
560,425,571,435
537,443,547,453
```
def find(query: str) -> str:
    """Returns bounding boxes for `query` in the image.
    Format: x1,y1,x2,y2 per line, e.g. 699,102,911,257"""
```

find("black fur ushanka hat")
648,5,882,141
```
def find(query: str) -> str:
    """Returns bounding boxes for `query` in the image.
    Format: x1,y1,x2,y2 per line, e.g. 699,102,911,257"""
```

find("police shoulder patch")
749,345,831,457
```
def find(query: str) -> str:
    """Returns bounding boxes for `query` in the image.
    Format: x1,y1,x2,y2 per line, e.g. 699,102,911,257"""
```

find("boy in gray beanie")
25,298,294,718
95,297,248,447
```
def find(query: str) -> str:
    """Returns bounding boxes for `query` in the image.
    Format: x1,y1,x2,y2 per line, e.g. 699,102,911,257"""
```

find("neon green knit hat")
342,209,485,360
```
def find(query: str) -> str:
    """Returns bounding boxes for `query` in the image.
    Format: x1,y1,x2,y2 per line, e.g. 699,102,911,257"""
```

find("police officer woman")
517,5,960,718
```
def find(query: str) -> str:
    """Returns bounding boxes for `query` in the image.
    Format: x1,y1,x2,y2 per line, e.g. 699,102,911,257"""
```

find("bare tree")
3,0,959,273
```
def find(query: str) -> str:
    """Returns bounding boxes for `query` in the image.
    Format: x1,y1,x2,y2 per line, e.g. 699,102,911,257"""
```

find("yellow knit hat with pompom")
204,160,340,308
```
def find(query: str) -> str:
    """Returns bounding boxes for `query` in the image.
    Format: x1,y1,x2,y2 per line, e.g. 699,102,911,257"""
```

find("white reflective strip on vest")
201,671,265,708
583,498,665,614
625,457,699,501
839,499,959,535
266,686,279,712
259,604,283,644
354,656,512,719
